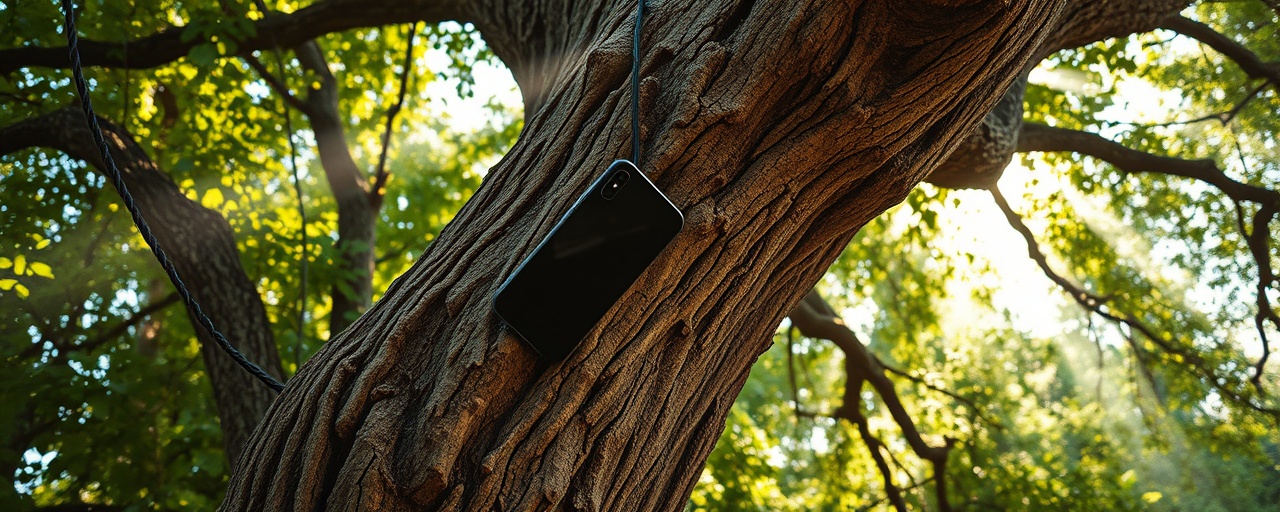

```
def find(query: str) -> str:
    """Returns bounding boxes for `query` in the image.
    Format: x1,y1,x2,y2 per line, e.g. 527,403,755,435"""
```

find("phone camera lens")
601,170,630,200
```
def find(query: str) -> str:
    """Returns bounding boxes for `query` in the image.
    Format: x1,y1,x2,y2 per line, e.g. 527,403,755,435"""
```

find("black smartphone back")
492,160,684,361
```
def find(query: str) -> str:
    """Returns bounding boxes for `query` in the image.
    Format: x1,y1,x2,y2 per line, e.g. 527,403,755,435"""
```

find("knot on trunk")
926,74,1027,189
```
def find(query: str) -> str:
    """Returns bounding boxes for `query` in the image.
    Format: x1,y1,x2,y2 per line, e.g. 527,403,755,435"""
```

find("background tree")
1,0,1277,510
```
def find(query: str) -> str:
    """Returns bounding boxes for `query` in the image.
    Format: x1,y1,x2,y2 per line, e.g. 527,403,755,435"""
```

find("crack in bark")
353,453,379,512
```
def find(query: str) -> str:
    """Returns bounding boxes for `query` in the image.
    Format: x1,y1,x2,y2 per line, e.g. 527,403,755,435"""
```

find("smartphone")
493,159,684,361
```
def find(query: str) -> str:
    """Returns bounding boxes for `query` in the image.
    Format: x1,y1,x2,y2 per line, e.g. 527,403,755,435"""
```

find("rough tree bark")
0,0,1202,508
223,0,1070,509
0,108,285,467
925,74,1027,189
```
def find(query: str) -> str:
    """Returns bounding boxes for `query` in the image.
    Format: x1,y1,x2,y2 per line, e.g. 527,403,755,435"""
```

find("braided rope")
60,0,285,392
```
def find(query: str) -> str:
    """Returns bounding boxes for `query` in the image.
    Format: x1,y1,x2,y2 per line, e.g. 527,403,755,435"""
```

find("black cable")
631,0,645,166
249,0,309,371
59,0,286,393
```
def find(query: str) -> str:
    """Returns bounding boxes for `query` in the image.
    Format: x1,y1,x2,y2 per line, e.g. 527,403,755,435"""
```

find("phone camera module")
601,169,631,200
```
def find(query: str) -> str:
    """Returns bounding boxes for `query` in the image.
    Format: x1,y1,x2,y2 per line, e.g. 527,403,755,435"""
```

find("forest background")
1,0,1279,510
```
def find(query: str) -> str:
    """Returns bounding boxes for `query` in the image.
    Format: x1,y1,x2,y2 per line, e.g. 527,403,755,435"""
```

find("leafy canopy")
2,1,1278,511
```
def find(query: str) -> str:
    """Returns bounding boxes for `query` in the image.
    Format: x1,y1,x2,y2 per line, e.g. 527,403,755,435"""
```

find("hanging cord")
631,0,645,166
249,0,309,370
282,62,308,369
59,0,285,393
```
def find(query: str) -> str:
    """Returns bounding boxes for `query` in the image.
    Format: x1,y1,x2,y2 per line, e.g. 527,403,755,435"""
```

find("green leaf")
188,43,218,67
201,189,224,209
179,22,204,43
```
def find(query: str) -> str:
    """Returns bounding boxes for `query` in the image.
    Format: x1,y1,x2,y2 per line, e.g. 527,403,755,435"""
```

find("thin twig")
786,325,802,421
371,22,420,198
1108,80,1267,129
990,186,1279,416
879,363,1005,430
243,53,309,113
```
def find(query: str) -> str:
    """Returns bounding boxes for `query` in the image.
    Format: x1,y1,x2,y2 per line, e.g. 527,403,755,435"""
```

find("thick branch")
927,74,1027,189
790,290,953,512
1245,201,1279,388
291,39,378,335
1017,122,1279,205
1160,15,1280,86
0,0,464,74
1039,1,1192,60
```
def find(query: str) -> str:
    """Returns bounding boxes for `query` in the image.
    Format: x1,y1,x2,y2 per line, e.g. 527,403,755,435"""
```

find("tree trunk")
0,108,285,467
224,1,1068,509
294,41,380,337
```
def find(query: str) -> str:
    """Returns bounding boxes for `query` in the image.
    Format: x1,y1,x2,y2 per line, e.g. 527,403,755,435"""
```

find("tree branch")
1016,122,1280,390
242,53,309,114
990,186,1280,417
34,504,123,512
853,399,909,512
857,476,938,512
1114,80,1268,129
1017,122,1279,205
18,292,180,362
82,292,181,354
1160,15,1280,86
880,364,1004,430
1039,1,1193,60
786,325,803,421
371,22,419,199
0,0,464,74
790,290,954,512
1245,200,1279,389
